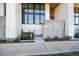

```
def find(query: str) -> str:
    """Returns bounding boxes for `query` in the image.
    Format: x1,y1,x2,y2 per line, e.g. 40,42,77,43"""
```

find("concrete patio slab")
16,43,47,56
45,41,79,54
0,43,22,56
0,41,79,56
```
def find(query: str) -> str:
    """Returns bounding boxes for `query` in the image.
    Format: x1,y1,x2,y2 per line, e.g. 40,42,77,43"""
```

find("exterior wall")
43,19,65,38
15,4,21,36
45,3,50,20
6,4,16,38
22,3,49,35
0,3,5,16
67,4,74,39
0,16,6,39
55,3,74,39
55,4,68,21
5,3,74,39
6,3,21,38
6,3,47,38
22,25,43,35
43,3,65,38
0,3,6,39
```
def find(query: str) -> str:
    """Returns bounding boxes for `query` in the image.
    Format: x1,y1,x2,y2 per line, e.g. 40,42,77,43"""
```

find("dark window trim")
22,3,45,24
4,3,6,16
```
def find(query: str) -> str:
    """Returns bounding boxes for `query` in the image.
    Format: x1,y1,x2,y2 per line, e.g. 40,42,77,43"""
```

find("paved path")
0,41,79,56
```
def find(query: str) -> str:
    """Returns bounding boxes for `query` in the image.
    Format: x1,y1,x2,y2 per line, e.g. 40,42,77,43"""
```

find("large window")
74,8,79,25
22,3,45,24
74,12,79,24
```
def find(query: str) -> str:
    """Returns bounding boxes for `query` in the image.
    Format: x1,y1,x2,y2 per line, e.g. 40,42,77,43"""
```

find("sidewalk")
0,41,79,56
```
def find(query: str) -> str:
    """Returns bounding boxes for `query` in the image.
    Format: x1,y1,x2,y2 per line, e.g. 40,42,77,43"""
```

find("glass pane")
40,15,45,24
75,13,79,16
35,10,39,13
29,14,33,24
24,9,27,13
35,15,39,24
22,4,27,8
35,4,39,9
24,14,27,24
41,10,45,14
28,4,33,9
41,4,45,10
28,9,33,13
76,17,79,24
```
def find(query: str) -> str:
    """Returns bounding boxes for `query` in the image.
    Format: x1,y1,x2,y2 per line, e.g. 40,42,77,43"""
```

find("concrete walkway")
0,41,79,56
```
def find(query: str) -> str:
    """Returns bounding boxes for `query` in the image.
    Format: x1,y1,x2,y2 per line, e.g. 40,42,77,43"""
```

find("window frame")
22,3,45,24
74,12,79,25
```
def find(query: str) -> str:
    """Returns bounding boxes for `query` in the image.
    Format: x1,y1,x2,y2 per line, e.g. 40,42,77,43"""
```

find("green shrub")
13,36,20,43
53,36,59,40
44,36,51,40
21,30,34,40
0,40,7,43
64,35,71,40
74,32,79,38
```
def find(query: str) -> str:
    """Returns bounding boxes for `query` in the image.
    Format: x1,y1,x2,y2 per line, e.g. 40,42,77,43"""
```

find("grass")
39,51,79,56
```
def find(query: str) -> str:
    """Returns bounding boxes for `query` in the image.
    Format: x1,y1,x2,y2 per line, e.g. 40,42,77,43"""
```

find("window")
74,12,79,24
35,15,39,24
22,3,45,24
24,14,27,24
74,8,79,25
28,14,33,24
40,15,45,24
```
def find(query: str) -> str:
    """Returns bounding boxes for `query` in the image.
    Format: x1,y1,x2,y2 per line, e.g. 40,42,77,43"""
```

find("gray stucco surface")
0,16,6,39
43,20,65,38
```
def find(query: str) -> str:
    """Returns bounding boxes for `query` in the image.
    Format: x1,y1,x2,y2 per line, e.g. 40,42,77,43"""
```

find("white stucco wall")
6,3,21,38
22,25,43,35
55,4,68,21
0,3,4,16
45,3,50,20
55,3,74,38
6,4,16,38
15,4,21,36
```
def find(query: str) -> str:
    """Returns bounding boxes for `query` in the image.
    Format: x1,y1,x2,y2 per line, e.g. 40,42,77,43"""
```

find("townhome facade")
0,3,78,40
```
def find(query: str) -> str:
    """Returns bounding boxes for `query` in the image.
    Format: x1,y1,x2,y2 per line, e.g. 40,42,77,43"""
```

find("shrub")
44,35,71,41
64,35,71,40
74,32,79,38
21,30,34,40
0,40,7,43
7,38,14,43
45,36,51,40
53,36,59,40
13,36,20,43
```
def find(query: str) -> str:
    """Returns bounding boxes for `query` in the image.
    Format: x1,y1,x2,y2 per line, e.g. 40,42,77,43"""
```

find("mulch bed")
44,38,70,42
